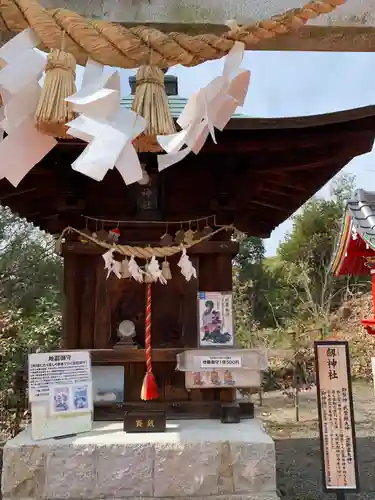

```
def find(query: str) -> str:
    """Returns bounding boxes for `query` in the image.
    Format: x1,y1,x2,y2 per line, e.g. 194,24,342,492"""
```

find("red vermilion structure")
330,189,375,335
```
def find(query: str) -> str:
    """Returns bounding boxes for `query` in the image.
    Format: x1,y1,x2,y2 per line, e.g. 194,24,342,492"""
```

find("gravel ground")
256,382,375,500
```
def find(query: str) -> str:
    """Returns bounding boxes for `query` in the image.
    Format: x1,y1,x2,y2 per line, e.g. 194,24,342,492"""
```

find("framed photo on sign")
197,292,234,347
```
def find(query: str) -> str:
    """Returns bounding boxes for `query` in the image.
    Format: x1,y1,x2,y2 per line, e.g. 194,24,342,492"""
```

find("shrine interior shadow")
275,435,375,500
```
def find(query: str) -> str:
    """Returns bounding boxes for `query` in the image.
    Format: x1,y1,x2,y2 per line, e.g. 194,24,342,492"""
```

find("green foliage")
234,173,371,397
0,207,62,437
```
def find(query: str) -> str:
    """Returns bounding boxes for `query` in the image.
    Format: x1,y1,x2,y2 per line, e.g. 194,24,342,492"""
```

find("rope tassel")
132,66,176,153
35,48,77,138
141,283,159,401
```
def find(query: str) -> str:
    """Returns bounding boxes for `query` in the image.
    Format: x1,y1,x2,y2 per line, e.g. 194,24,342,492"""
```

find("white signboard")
200,355,242,369
28,351,93,441
29,351,91,401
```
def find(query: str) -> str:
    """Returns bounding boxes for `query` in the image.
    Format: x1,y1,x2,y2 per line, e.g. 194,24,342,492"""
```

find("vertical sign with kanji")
314,341,359,495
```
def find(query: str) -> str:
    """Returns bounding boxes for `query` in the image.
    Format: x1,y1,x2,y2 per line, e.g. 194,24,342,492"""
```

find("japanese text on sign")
136,419,154,428
200,356,242,368
28,351,91,402
315,342,358,491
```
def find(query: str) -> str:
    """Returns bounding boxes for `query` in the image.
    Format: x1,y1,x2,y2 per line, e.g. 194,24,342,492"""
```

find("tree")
0,207,63,437
278,173,369,329
0,206,63,312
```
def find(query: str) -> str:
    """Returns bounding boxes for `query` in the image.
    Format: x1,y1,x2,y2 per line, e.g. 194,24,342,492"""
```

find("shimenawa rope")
0,0,346,69
60,224,234,259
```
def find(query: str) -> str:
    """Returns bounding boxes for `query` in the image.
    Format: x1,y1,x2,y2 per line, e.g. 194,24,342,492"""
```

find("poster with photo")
198,292,234,347
49,382,93,416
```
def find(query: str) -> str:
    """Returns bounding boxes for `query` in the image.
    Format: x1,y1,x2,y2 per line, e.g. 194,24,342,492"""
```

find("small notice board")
314,340,359,494
28,350,93,441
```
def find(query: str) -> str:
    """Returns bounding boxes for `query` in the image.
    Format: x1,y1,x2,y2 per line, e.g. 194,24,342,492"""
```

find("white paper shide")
65,61,146,185
157,41,250,171
0,29,251,188
0,29,56,187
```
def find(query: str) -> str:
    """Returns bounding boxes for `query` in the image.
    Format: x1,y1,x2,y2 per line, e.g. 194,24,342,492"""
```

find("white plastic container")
176,348,268,390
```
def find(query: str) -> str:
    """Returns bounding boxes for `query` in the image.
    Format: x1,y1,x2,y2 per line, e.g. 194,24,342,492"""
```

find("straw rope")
35,47,77,137
0,0,346,69
132,65,176,152
60,224,234,258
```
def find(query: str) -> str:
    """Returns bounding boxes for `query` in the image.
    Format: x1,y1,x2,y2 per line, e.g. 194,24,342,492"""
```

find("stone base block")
2,419,277,500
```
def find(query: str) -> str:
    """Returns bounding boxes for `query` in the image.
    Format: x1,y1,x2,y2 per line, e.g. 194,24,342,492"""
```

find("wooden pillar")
93,257,112,349
62,252,81,349
197,247,237,402
79,256,97,349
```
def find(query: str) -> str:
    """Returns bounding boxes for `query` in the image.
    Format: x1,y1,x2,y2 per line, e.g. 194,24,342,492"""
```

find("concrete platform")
1,419,277,500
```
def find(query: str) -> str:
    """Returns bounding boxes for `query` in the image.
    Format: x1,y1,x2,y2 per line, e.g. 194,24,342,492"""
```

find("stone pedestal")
1,419,278,500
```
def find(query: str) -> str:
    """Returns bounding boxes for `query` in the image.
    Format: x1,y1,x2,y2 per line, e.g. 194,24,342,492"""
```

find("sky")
74,51,375,256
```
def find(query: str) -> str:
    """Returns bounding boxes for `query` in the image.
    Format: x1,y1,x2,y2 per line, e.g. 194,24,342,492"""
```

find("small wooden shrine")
2,76,375,420
330,189,375,336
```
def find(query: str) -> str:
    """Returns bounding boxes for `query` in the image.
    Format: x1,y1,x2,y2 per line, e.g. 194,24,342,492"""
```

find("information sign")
199,355,242,368
314,341,359,494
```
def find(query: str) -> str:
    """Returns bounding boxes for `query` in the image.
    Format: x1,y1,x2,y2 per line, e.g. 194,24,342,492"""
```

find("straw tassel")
132,66,176,153
35,48,77,138
141,283,159,400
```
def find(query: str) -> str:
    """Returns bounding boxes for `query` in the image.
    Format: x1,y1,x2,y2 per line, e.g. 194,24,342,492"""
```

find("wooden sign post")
314,341,359,499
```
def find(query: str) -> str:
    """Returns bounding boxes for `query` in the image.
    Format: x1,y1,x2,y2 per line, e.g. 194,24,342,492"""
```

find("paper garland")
102,249,197,284
65,61,146,185
156,42,250,172
58,224,235,284
0,32,250,187
0,30,56,187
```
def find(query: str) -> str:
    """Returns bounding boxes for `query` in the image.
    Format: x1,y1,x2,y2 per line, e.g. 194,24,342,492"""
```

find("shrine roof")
120,95,248,119
1,105,375,237
331,189,375,276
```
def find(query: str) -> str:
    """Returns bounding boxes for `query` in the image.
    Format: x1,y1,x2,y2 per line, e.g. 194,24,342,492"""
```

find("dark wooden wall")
62,239,238,406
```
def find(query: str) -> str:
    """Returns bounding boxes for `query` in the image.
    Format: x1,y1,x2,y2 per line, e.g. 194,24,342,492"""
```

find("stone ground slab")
1,419,276,500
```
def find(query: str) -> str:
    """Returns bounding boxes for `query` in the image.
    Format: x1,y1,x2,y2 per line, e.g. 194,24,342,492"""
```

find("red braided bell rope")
141,283,159,400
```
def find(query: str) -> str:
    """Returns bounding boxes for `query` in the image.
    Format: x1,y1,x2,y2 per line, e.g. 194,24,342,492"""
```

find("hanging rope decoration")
141,283,159,401
35,34,77,138
0,0,346,69
58,222,233,282
132,66,176,153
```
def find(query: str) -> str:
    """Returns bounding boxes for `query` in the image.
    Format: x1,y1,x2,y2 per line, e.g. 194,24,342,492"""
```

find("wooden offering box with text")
124,410,166,433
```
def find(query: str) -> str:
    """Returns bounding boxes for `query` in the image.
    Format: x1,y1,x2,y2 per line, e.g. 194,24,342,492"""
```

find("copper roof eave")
226,105,375,130
2,105,375,237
